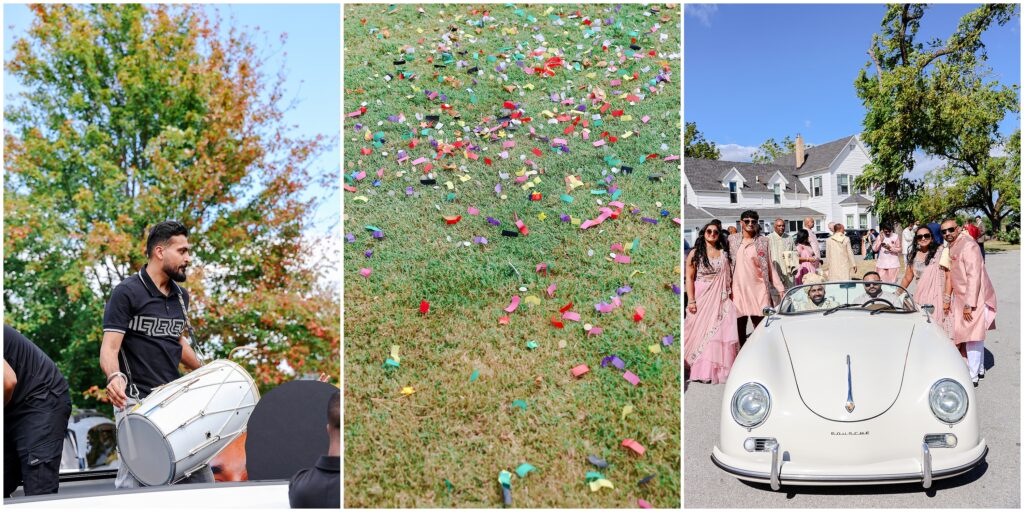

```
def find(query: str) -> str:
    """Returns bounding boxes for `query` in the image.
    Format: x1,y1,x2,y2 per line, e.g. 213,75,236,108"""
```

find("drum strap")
174,282,207,366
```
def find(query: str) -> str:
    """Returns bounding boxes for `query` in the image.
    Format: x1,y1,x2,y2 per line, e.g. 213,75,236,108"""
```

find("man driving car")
853,272,907,308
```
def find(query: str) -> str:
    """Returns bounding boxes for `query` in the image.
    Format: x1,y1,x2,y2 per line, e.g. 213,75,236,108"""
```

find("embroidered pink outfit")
910,249,953,340
795,243,818,285
684,252,739,384
873,232,902,282
728,233,784,317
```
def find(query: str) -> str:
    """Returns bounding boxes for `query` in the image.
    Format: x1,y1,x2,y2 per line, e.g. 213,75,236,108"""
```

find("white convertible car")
713,281,987,490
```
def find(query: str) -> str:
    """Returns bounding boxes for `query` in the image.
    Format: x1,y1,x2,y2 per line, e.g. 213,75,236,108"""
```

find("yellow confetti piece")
532,177,542,185
537,212,547,221
522,182,535,190
459,175,471,182
586,72,597,79
621,131,633,139
445,181,454,190
589,478,614,492
353,196,369,203
391,345,401,363
649,344,662,354
400,386,415,396
544,6,553,15
571,217,582,226
630,270,646,278
541,110,555,118
524,83,534,90
515,169,526,177
363,129,373,141
621,404,634,421
524,295,541,306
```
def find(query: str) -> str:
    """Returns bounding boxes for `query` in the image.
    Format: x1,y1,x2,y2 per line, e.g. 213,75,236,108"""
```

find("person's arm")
685,251,697,314
892,235,901,255
180,336,202,370
847,239,857,273
943,266,953,314
899,260,914,290
4,360,17,406
961,245,983,321
100,331,128,409
767,244,785,298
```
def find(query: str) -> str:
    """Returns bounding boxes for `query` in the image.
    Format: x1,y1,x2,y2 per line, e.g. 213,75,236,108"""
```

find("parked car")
815,230,864,259
61,409,119,474
713,281,985,490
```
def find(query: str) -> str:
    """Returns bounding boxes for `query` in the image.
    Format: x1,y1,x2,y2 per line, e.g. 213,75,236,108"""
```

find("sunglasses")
915,233,932,240
705,229,720,235
941,227,957,234
741,219,757,224
865,282,881,287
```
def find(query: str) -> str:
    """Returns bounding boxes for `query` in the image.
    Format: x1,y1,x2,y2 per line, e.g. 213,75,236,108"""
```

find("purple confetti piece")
560,214,571,222
671,283,681,295
372,180,381,187
473,236,488,245
354,123,363,131
387,115,399,122
345,233,355,243
662,335,674,347
405,186,415,196
616,285,632,296
364,250,373,258
601,355,626,370
495,184,503,195
372,231,384,239
631,208,642,214
486,217,501,226
642,217,658,224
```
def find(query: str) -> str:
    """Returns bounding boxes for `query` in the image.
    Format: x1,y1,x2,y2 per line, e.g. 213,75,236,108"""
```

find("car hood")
780,315,914,422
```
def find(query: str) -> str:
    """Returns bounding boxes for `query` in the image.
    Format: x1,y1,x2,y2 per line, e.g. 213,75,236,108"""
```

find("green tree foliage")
854,3,1018,227
4,4,339,409
684,121,720,160
750,135,807,164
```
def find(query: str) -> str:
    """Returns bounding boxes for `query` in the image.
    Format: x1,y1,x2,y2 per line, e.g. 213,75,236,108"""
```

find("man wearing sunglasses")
727,210,785,346
942,219,997,386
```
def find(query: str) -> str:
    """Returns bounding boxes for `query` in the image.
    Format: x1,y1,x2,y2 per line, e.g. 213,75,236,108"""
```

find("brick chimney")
794,134,805,169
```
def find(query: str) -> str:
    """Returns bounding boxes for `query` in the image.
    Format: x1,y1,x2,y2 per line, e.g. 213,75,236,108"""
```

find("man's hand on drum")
107,374,128,409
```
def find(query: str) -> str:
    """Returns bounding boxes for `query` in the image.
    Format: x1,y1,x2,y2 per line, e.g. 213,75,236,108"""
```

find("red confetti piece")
551,316,564,329
419,301,430,314
531,147,542,157
622,438,646,456
444,215,462,225
559,302,574,313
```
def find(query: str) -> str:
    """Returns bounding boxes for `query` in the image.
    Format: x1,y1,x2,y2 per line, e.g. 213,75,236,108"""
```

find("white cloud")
717,143,758,162
685,4,718,27
804,119,812,128
908,151,947,180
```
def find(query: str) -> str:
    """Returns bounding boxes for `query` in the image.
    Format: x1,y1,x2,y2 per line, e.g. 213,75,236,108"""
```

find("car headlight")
929,379,968,424
731,382,771,428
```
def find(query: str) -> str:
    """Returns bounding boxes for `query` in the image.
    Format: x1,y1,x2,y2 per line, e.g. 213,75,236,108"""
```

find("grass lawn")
984,239,1020,253
342,4,681,508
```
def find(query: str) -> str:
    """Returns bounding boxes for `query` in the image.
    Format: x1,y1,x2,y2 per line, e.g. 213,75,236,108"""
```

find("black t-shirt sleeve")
102,283,132,333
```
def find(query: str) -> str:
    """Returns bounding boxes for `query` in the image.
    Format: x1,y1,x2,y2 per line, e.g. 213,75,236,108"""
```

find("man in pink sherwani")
872,222,902,283
942,219,997,386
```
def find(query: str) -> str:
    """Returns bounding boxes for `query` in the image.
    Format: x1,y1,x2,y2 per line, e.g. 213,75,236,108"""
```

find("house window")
811,176,822,197
788,220,800,233
838,174,850,195
773,184,781,204
859,213,868,229
846,214,854,228
729,181,738,204
815,219,823,232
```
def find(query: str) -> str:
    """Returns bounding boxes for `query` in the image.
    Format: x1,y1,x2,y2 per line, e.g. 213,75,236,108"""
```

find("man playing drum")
99,221,210,488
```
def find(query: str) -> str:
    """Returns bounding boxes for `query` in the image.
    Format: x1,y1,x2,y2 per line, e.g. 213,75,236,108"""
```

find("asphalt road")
683,250,1021,508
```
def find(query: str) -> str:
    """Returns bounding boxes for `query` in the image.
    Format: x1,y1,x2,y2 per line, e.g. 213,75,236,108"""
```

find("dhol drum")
116,359,259,486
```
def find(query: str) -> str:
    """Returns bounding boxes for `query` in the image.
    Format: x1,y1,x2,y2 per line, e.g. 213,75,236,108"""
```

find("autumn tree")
854,3,1018,226
4,4,339,410
684,121,720,160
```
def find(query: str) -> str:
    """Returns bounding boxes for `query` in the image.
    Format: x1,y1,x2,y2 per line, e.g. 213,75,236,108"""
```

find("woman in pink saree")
794,229,819,285
685,222,739,384
899,226,953,339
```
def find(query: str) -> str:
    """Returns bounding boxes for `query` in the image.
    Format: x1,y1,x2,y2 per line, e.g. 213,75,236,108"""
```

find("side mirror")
762,306,777,317
920,304,934,323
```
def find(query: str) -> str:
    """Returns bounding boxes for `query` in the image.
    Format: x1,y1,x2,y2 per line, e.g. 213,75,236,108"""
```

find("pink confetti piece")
546,282,557,298
359,268,372,278
562,311,581,322
354,170,366,181
571,364,590,378
587,326,604,337
411,157,428,166
504,295,521,313
503,140,516,148
663,154,680,161
596,303,615,314
623,371,640,386
553,137,568,145
610,243,623,251
614,254,631,264
592,139,606,147
609,201,625,209
499,151,510,159
468,206,480,215
638,499,652,509
641,115,651,124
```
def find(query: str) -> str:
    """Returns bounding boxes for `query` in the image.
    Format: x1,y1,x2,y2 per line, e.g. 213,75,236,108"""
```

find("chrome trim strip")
845,355,855,413
922,443,932,489
711,445,987,484
770,444,781,490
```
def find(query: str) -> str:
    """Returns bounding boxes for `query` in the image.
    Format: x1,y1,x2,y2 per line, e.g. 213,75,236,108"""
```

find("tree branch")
868,47,883,78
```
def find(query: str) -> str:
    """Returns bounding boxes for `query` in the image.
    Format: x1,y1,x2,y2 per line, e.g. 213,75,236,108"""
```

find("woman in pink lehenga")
685,221,739,384
899,226,953,339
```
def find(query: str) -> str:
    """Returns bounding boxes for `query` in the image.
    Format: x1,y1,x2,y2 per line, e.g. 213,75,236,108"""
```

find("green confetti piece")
585,471,604,482
446,192,456,202
590,190,607,195
498,470,512,487
511,400,527,411
445,479,453,493
365,225,383,232
610,189,623,201
383,358,400,368
526,340,538,350
560,194,574,203
515,463,536,478
631,238,640,253
470,369,479,382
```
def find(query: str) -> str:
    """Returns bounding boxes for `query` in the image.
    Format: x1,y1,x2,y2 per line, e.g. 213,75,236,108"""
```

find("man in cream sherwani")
768,218,796,301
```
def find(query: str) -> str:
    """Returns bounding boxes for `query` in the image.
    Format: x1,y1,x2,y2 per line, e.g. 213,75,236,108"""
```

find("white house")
684,134,876,245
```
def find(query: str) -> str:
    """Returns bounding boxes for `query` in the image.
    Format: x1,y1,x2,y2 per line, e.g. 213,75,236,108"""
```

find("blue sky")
3,4,340,236
684,4,1021,175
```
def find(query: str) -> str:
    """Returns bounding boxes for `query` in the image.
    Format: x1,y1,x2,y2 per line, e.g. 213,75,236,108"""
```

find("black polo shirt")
3,325,68,409
102,266,189,397
288,455,340,508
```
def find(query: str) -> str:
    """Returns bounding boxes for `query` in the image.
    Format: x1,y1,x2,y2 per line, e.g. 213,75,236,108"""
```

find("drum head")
117,414,175,486
245,380,336,480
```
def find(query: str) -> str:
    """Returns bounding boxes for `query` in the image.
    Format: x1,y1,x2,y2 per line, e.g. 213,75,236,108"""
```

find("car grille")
743,437,778,452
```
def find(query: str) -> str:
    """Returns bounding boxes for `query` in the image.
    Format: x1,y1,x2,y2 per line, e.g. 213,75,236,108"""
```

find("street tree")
684,121,721,160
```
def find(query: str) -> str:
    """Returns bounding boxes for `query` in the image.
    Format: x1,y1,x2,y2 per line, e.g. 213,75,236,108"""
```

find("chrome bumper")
713,443,986,490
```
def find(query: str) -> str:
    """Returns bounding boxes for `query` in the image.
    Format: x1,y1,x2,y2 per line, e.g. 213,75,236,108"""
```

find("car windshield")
778,281,917,315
